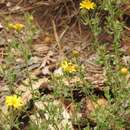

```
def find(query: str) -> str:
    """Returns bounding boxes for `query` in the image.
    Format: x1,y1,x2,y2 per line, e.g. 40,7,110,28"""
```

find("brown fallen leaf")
81,97,108,116
36,32,54,45
22,90,32,104
39,81,53,95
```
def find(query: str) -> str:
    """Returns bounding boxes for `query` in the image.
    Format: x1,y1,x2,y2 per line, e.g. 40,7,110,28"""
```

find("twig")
52,20,61,50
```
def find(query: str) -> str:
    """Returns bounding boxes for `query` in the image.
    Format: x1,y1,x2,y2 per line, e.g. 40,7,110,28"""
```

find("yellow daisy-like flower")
5,95,24,109
61,60,77,73
80,0,96,10
8,23,25,31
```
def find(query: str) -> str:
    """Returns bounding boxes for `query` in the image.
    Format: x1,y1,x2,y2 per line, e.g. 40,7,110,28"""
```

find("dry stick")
52,20,69,51
52,20,69,60
59,26,69,41
52,20,61,50
16,0,24,6
124,25,130,31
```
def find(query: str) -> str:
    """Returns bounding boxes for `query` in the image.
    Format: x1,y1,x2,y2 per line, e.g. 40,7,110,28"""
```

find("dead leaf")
39,81,53,95
54,67,63,76
81,97,108,116
42,66,50,75
22,90,32,104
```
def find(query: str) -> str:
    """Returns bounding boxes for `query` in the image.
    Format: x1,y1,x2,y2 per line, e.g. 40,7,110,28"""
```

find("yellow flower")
61,60,77,73
80,0,96,10
120,67,128,75
5,95,23,109
8,23,24,31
